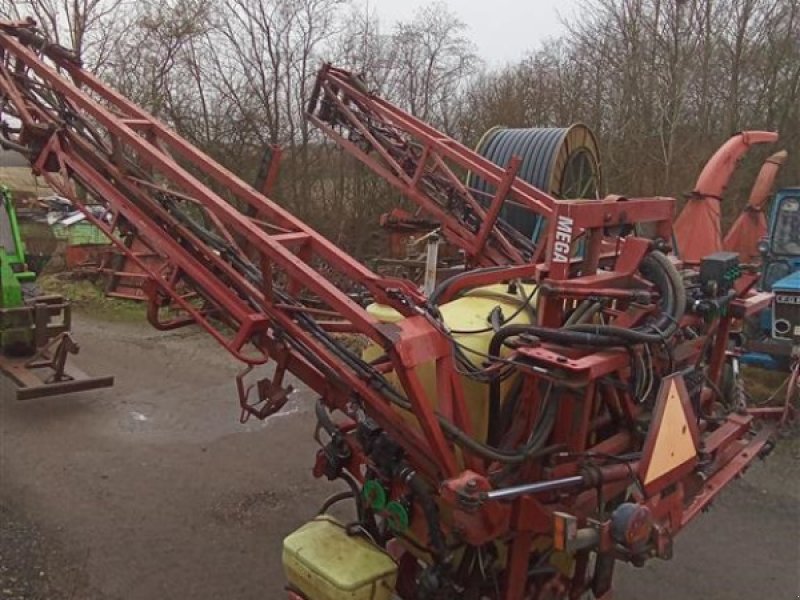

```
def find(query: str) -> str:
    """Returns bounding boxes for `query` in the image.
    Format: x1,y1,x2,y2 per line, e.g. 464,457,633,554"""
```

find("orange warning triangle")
642,378,698,488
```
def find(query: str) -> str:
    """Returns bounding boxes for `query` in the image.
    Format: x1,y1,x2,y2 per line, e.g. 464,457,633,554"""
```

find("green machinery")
0,184,35,309
0,184,113,399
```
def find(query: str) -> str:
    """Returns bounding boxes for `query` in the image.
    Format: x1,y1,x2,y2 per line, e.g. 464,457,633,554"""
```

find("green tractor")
0,184,113,399
0,184,39,354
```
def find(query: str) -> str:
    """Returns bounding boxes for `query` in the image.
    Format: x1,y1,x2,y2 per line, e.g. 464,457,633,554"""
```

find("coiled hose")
466,125,602,240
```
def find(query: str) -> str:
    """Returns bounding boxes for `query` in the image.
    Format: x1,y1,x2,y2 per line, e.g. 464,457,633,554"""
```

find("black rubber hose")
485,250,686,440
565,299,594,326
483,325,600,445
565,324,668,344
404,470,447,561
486,326,524,446
490,387,559,484
496,376,524,438
340,471,367,525
568,250,686,341
636,251,677,333
651,248,687,322
573,301,603,325
305,314,556,464
428,264,507,306
318,491,355,515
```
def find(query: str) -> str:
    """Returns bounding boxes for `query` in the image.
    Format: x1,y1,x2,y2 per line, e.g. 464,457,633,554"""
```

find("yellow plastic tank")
363,283,536,443
283,516,398,600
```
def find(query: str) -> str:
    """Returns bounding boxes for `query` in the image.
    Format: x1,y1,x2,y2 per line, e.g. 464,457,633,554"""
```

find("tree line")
2,0,797,253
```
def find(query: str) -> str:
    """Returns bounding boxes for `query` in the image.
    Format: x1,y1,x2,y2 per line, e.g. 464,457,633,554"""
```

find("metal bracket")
25,331,77,383
236,356,294,422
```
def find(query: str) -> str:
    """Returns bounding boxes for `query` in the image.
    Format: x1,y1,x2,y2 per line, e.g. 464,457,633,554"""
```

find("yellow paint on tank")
363,284,537,445
283,515,398,600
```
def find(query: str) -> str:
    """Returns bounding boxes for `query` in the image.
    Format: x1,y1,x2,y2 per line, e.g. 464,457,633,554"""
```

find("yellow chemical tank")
281,284,540,596
364,283,536,444
283,515,398,600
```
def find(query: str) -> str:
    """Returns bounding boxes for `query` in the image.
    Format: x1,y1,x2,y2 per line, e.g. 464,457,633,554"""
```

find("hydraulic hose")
564,299,594,326
484,324,615,444
318,491,355,515
577,301,603,325
403,469,448,561
556,250,686,343
428,265,507,306
485,250,686,442
309,319,558,464
650,248,687,322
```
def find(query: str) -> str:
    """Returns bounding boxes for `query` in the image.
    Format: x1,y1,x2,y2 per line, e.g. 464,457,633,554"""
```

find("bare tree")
2,0,795,253
389,3,479,133
2,0,128,72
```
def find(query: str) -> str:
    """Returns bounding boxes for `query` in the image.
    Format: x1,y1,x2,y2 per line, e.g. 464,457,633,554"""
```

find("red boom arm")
0,21,779,600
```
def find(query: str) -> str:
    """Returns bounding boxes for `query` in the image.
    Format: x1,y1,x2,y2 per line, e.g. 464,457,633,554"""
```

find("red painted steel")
0,20,450,475
0,22,782,600
307,65,676,273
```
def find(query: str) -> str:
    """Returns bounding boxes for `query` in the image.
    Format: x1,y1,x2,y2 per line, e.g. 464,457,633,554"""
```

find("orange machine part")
675,131,778,263
723,150,788,263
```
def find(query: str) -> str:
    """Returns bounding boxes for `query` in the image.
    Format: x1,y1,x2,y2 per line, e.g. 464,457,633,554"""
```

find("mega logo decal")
552,216,574,263
776,294,800,305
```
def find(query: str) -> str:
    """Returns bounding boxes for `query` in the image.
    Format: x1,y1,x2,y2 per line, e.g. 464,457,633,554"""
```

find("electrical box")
283,515,398,600
699,251,740,296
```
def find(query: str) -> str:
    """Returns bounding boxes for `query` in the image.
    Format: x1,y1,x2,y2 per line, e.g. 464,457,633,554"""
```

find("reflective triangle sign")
639,374,700,494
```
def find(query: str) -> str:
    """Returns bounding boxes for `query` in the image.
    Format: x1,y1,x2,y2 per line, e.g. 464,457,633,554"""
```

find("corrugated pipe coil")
466,124,602,241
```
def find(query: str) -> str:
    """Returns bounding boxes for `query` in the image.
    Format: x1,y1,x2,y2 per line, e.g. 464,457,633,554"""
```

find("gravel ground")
0,504,50,600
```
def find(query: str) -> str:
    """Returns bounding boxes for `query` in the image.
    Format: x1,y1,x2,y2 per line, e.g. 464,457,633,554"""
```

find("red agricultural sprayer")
0,20,787,600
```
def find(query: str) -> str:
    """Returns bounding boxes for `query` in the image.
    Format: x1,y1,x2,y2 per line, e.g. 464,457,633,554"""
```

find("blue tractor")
739,188,800,372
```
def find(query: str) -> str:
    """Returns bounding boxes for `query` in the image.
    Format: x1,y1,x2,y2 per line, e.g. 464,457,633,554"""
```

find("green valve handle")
362,480,387,511
384,501,410,533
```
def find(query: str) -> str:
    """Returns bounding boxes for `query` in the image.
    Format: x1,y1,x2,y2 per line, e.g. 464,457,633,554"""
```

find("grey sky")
356,0,580,66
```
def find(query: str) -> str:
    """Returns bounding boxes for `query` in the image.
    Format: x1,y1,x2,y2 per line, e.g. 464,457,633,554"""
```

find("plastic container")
283,516,398,600
364,284,536,442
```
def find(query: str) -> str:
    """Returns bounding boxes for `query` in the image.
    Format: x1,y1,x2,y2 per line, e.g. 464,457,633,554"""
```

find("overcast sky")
356,0,580,66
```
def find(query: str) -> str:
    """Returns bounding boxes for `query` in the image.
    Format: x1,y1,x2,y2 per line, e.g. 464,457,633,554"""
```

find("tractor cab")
760,188,800,292
743,188,800,369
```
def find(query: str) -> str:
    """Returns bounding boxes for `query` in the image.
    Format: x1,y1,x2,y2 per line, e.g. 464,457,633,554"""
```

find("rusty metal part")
0,326,114,400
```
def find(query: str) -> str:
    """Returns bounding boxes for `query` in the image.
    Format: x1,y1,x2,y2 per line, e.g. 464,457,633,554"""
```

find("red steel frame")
307,65,675,272
0,22,779,600
0,20,446,474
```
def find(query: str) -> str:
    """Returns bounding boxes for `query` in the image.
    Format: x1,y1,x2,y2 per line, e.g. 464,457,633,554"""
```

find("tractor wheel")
720,360,736,405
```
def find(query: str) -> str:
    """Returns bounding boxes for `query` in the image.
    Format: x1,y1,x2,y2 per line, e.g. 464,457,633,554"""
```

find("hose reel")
467,123,603,241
